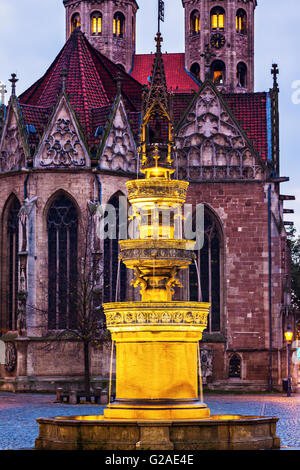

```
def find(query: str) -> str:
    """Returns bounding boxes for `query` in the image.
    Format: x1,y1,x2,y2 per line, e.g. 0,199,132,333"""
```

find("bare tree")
31,204,109,402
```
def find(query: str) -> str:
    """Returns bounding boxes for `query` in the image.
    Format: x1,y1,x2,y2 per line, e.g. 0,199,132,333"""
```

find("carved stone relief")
0,111,26,172
36,100,87,168
17,197,38,334
175,84,265,181
100,102,137,173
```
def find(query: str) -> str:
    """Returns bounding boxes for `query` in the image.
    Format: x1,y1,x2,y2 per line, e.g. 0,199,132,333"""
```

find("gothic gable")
175,81,266,181
34,95,89,169
98,96,137,173
0,104,27,172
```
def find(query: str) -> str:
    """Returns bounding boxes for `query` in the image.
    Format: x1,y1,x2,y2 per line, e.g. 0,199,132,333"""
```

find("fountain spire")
139,31,174,172
101,33,211,421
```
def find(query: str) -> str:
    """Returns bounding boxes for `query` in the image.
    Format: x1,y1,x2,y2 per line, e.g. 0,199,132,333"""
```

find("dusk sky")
0,0,299,231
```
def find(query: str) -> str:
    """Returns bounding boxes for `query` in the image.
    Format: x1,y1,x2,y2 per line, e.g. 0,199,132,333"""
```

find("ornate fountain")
35,33,280,451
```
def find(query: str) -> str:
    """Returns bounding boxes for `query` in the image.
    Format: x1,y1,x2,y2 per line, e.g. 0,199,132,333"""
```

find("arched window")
190,63,200,82
7,197,20,331
211,60,226,85
71,13,81,33
189,208,222,332
190,10,200,35
91,11,102,35
104,194,127,302
113,12,126,38
236,9,247,34
229,354,242,378
236,62,247,88
211,7,225,31
47,194,78,330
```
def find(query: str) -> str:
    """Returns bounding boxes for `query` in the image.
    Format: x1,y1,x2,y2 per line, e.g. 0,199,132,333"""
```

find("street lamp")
284,326,294,397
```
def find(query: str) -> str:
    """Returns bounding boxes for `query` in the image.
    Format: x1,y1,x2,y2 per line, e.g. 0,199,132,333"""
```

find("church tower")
182,0,256,92
63,0,138,73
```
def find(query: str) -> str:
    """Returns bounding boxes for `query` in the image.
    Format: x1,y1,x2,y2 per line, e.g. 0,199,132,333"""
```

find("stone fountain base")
35,415,280,450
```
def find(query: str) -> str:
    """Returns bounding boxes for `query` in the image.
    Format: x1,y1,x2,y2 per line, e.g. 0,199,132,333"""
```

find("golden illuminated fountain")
103,33,210,421
35,33,280,451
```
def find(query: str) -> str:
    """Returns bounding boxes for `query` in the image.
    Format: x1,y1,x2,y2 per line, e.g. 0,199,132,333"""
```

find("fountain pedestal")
103,301,210,421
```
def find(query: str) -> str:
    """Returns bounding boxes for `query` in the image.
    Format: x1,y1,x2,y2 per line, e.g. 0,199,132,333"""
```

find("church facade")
0,0,296,392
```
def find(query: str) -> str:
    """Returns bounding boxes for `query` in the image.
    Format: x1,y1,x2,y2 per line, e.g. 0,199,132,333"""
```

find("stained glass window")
7,198,20,331
47,194,78,330
189,209,221,333
104,195,127,302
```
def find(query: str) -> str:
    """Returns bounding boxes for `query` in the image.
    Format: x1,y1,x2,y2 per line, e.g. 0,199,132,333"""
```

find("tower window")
211,7,225,31
236,62,247,88
190,10,200,35
211,60,226,85
113,12,126,38
190,63,200,82
236,9,247,34
91,11,102,35
71,13,81,33
47,194,78,330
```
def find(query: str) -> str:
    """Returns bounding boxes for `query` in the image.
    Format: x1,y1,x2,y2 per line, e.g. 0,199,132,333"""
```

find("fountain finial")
139,30,174,174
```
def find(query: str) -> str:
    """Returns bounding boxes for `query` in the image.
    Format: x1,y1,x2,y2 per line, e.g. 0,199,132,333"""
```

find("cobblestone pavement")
0,392,299,450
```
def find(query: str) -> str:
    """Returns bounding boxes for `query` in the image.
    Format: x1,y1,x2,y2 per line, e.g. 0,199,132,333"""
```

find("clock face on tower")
210,33,226,49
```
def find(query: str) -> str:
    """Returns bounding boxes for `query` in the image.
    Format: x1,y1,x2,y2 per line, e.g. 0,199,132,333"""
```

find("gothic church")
0,0,295,391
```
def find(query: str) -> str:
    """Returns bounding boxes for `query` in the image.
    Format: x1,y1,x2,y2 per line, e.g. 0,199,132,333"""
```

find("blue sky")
0,0,299,231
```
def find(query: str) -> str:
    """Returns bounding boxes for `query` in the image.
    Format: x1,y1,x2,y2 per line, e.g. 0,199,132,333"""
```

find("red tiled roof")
131,53,200,94
223,92,269,160
19,103,52,146
17,31,268,162
172,91,269,161
19,29,142,145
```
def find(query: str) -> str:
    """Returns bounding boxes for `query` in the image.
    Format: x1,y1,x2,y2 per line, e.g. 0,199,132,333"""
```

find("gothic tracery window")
104,194,127,302
113,12,126,38
71,13,81,33
211,7,225,31
91,11,102,35
47,194,78,330
236,9,247,34
190,10,200,35
189,208,222,332
7,197,20,331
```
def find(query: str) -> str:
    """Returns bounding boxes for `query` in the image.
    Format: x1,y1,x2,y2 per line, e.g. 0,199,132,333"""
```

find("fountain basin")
35,415,280,450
